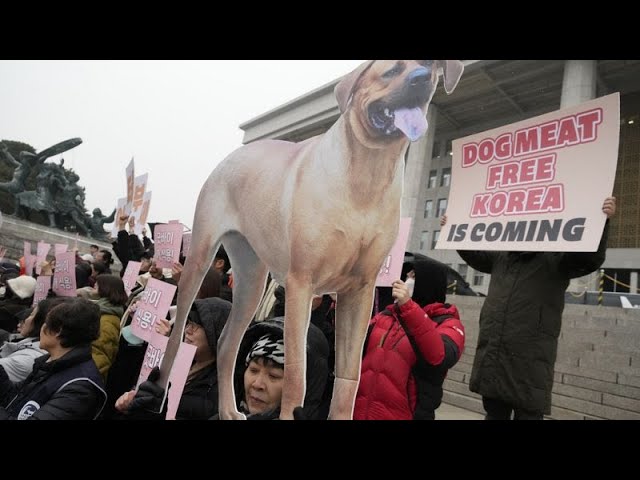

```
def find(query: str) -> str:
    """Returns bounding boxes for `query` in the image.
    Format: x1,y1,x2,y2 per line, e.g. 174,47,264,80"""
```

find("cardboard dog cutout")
160,60,464,419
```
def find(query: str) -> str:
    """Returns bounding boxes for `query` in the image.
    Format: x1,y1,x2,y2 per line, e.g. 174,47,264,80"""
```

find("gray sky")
0,60,363,230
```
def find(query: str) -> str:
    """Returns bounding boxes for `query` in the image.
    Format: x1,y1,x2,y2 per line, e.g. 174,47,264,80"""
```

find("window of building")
437,198,448,218
431,230,440,250
428,170,437,189
420,231,429,251
432,140,441,159
446,139,453,156
473,271,484,286
440,167,451,187
458,264,468,280
424,200,433,219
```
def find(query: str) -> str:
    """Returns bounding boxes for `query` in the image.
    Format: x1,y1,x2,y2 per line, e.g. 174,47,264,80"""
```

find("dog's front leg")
329,282,376,420
280,274,313,420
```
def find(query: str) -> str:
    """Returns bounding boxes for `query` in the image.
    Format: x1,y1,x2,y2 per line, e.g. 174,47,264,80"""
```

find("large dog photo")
161,60,464,419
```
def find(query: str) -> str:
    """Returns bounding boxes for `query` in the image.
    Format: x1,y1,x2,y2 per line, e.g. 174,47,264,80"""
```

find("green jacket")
459,221,609,414
91,298,124,382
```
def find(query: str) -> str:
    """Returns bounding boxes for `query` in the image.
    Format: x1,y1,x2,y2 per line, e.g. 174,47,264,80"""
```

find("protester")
440,196,616,419
354,258,465,420
0,297,106,420
114,298,232,420
0,298,67,382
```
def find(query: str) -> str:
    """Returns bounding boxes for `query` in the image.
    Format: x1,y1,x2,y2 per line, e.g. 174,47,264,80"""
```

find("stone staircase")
443,295,640,420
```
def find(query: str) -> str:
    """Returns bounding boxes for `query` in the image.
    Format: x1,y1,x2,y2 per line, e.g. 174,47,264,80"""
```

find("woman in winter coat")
90,275,127,381
354,258,465,420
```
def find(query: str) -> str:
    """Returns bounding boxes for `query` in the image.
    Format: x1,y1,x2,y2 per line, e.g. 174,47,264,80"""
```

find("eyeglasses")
185,321,202,333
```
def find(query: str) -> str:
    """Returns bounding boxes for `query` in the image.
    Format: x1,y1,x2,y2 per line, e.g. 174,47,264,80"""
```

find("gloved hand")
129,366,168,414
293,406,311,420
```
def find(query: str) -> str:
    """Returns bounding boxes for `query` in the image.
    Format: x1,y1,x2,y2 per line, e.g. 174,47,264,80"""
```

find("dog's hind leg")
217,232,269,420
329,282,376,420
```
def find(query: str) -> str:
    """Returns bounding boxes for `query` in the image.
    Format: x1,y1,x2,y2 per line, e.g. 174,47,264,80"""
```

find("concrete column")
402,105,438,250
562,60,598,294
560,60,597,108
631,271,638,294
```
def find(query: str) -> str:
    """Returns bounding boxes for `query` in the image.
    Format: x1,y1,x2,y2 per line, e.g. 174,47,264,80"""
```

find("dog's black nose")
407,67,430,88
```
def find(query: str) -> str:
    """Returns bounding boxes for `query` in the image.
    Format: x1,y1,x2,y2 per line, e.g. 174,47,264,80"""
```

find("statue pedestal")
0,214,122,273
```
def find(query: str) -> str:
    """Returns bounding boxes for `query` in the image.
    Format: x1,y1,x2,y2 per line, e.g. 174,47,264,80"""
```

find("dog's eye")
382,63,403,78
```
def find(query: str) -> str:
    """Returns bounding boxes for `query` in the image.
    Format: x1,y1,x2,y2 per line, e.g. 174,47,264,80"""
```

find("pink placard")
52,251,77,297
122,261,141,296
32,275,51,306
182,233,192,257
168,220,180,224
126,158,135,211
153,223,183,269
135,332,197,421
54,244,68,255
165,342,197,420
111,197,127,239
137,331,168,387
133,191,152,236
130,278,176,342
23,241,35,277
35,241,51,275
376,217,412,287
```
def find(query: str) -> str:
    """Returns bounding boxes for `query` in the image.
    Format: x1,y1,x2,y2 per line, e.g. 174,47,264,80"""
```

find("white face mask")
0,286,5,297
404,277,415,298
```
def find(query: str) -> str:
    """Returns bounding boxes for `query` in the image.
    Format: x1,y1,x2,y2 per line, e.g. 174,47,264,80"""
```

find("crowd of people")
0,194,617,420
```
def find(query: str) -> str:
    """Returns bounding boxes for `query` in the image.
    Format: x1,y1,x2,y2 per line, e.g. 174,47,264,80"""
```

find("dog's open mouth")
368,102,428,142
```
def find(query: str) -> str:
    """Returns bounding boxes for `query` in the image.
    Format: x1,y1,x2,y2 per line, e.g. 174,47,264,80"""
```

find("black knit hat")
189,297,232,351
409,258,447,306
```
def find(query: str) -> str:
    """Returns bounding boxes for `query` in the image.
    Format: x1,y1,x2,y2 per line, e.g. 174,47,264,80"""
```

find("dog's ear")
436,60,464,94
335,61,375,114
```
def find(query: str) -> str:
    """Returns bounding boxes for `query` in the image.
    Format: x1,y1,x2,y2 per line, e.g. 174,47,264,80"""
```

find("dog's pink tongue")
394,107,428,142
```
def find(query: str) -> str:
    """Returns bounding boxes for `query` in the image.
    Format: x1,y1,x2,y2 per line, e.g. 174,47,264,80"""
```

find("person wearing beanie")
353,258,465,420
226,316,330,420
114,297,232,420
0,275,37,333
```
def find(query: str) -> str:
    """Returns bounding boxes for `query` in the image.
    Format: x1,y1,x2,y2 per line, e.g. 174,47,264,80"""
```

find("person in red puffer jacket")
354,258,465,420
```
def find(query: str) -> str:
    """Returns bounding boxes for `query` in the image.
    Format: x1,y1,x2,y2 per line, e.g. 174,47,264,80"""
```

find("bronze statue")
0,138,83,214
88,207,116,241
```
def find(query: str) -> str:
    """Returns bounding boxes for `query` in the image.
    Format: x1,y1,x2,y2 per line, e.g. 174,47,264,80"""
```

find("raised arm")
559,197,616,278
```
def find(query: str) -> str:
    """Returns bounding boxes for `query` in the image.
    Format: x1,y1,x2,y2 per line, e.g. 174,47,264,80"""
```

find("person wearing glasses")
114,297,232,420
